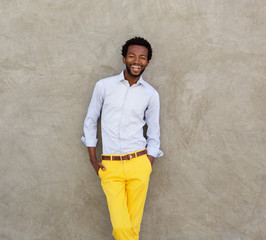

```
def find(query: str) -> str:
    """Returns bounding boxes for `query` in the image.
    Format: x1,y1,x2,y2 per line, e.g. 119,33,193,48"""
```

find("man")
81,37,163,240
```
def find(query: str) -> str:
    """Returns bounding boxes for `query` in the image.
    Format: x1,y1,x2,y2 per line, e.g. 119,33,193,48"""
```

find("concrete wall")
1,1,265,239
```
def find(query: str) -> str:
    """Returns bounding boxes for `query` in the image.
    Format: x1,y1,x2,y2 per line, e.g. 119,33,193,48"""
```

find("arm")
82,81,104,147
81,81,105,174
88,147,105,175
145,91,163,165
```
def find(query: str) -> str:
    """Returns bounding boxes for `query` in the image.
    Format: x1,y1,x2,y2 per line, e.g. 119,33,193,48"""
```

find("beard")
126,64,146,78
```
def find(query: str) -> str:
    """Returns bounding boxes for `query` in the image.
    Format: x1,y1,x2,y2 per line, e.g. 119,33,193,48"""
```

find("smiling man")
82,37,163,240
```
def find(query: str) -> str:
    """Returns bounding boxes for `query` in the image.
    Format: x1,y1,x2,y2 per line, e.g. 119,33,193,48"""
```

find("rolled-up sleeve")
145,91,163,158
81,81,104,147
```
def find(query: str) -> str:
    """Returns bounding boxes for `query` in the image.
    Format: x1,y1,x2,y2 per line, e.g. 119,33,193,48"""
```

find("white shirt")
81,71,163,157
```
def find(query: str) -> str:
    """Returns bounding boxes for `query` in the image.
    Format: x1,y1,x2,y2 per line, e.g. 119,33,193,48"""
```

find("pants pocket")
98,160,107,179
145,155,152,173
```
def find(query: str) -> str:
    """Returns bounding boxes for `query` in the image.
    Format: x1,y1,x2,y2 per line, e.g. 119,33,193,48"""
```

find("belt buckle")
120,154,127,162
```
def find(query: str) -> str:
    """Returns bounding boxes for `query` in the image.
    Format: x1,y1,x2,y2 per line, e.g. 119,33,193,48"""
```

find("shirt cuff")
81,136,98,147
147,148,164,158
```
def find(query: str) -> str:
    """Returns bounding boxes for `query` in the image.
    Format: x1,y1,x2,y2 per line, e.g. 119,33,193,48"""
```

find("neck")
124,70,140,86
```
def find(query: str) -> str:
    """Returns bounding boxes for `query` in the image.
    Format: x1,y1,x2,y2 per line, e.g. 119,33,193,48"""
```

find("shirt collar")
118,70,145,86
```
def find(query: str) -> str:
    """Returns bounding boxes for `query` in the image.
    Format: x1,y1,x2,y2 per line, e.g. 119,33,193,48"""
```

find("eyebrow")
128,53,147,57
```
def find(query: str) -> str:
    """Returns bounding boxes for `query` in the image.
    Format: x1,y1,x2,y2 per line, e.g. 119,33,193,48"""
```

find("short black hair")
121,37,153,61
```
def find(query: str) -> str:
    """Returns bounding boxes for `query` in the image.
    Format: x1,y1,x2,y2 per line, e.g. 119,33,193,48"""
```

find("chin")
131,73,141,78
129,69,145,78
130,73,141,77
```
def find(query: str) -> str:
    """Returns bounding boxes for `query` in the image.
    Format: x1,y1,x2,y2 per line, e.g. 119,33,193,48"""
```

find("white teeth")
132,65,140,69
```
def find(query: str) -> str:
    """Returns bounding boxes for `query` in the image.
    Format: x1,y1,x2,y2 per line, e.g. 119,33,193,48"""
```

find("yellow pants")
99,151,152,240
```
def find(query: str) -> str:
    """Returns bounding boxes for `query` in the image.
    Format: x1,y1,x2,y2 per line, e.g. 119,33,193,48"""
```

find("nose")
134,57,141,64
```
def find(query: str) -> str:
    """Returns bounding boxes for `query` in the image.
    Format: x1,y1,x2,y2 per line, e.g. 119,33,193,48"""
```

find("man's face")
123,45,149,78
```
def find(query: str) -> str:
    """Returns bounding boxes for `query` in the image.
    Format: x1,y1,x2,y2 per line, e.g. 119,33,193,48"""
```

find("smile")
131,65,141,71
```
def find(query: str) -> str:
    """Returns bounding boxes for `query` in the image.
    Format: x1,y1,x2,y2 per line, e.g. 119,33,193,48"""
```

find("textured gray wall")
1,1,266,240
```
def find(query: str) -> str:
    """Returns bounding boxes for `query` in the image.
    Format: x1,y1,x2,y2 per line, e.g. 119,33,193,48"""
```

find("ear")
123,57,126,64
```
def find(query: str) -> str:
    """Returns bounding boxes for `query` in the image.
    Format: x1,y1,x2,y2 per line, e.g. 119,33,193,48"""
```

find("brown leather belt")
101,149,147,161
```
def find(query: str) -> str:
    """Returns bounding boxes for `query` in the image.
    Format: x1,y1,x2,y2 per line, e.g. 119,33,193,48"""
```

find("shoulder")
141,79,159,96
97,73,121,86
